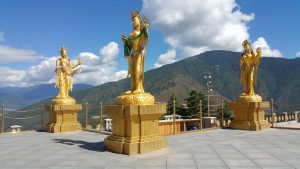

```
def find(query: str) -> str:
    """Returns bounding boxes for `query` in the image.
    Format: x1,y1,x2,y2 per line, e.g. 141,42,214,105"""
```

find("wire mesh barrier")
263,99,300,128
1,97,298,134
0,104,42,133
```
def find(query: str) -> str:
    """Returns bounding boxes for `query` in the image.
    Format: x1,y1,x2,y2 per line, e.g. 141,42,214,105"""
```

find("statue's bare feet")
125,90,132,94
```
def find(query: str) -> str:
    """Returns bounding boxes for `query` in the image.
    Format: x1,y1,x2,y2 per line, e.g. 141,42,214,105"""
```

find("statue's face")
244,44,251,53
132,17,140,29
61,50,67,58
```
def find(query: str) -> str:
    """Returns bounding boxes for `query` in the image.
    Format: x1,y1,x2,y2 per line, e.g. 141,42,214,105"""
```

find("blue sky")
0,0,299,87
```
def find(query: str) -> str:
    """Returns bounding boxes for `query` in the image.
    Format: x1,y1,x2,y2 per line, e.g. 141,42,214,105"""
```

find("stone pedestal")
229,101,270,131
46,104,82,133
104,103,167,155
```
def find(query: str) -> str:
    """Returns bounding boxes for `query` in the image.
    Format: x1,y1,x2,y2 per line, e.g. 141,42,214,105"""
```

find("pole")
40,104,44,130
199,100,203,130
221,100,224,128
1,103,4,133
85,102,88,129
207,83,210,117
99,101,103,131
270,98,274,128
173,99,176,135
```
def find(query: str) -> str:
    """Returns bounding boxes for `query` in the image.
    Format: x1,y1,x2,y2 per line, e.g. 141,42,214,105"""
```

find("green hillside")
2,50,300,130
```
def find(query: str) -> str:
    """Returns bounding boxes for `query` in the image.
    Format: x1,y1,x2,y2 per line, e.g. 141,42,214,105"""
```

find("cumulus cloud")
75,42,126,85
0,42,127,87
296,51,300,58
0,32,5,42
0,57,57,87
154,49,177,68
142,0,254,57
252,37,283,57
99,42,119,65
0,44,40,64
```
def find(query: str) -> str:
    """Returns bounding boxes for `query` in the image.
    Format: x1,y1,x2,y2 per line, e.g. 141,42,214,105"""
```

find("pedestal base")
46,104,82,133
229,101,270,131
116,92,155,105
104,103,167,155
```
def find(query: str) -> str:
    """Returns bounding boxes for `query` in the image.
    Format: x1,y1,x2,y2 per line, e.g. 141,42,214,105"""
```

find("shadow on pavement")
53,139,106,152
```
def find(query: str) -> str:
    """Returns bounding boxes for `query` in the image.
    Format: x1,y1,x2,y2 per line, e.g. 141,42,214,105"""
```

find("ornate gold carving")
120,10,153,105
239,40,263,101
52,46,82,105
116,92,155,105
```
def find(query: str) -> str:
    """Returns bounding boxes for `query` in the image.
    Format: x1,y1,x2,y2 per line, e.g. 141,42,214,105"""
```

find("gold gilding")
118,10,154,105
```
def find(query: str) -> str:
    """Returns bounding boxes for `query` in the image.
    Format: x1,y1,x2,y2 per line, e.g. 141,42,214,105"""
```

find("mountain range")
0,84,93,108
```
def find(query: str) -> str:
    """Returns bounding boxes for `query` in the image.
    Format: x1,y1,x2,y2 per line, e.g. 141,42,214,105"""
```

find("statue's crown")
130,10,141,20
242,40,250,47
60,45,68,53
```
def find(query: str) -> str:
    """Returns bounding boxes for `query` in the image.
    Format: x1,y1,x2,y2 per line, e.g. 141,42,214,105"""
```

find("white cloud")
0,32,5,42
0,42,127,87
252,37,283,57
75,41,126,85
296,51,300,58
0,57,57,87
99,42,119,65
154,49,177,68
142,0,254,57
0,44,40,64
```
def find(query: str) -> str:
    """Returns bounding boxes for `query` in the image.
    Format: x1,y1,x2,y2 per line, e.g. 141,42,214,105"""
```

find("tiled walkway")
0,128,300,169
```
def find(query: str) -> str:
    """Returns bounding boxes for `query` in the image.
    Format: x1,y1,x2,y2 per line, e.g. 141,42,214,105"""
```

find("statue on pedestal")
229,40,270,131
117,10,154,105
52,46,82,105
46,46,83,133
238,40,263,102
104,10,166,154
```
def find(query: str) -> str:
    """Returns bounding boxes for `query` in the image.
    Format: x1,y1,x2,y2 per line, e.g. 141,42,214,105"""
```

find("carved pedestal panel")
46,104,82,133
229,101,270,131
104,103,167,155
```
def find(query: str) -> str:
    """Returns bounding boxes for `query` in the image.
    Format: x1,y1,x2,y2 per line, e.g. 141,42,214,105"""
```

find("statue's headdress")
130,10,142,22
242,40,250,48
60,45,68,55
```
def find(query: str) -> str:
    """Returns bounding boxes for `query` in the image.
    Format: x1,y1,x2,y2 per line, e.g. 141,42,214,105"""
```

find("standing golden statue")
52,46,82,105
46,46,83,133
117,10,154,105
229,40,270,131
104,11,166,154
238,40,263,102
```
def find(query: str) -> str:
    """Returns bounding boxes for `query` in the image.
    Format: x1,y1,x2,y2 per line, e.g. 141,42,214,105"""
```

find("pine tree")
185,90,207,117
166,93,180,115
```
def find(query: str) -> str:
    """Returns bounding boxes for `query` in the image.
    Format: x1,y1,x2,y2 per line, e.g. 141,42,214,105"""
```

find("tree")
166,93,180,115
216,101,233,119
185,90,207,117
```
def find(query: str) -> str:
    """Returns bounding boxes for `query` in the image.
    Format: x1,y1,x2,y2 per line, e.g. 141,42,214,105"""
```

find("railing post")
221,100,224,128
1,103,4,133
173,99,176,135
40,104,44,130
295,111,299,123
99,101,103,131
270,98,274,127
283,112,288,122
85,102,89,129
199,100,203,130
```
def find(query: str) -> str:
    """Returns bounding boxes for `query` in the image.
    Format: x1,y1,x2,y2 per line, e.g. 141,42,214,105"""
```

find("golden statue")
52,46,82,105
117,10,154,105
238,40,263,102
229,40,270,131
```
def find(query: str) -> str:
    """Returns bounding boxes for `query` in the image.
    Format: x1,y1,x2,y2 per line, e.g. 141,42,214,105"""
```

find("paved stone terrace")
0,128,300,169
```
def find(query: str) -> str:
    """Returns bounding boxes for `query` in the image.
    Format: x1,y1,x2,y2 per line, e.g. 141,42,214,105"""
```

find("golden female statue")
117,10,154,105
238,40,263,102
52,46,82,105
